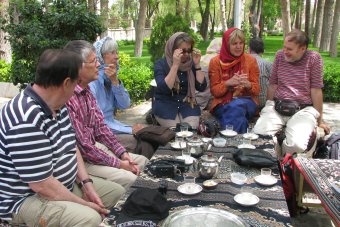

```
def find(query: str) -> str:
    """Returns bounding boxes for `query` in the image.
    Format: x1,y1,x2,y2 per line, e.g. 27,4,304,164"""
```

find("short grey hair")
101,38,119,55
64,40,96,62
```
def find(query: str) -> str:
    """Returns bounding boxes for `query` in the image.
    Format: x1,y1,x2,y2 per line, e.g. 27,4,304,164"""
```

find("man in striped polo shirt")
0,49,124,226
254,29,330,156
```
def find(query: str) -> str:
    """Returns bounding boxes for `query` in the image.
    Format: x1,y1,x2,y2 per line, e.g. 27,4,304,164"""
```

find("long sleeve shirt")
89,67,132,134
66,85,125,168
153,58,207,120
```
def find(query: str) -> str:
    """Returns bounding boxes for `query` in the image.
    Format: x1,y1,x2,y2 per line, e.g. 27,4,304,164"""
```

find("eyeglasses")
182,48,193,54
84,58,98,64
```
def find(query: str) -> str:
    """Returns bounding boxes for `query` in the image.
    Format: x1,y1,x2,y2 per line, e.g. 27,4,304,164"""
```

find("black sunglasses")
182,48,193,54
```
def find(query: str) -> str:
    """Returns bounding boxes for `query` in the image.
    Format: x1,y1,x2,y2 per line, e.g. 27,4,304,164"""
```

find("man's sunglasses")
182,48,193,54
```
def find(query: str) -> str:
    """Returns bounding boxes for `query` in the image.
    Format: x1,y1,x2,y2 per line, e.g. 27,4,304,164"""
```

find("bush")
323,65,340,102
0,60,11,82
2,0,103,87
148,13,199,63
118,52,153,104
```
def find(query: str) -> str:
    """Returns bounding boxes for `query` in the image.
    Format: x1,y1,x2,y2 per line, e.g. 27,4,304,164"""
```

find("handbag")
134,125,175,146
274,99,302,116
233,148,277,168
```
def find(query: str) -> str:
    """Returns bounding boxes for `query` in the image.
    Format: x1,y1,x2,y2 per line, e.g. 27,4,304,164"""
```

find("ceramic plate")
176,155,196,165
237,144,256,149
170,141,187,150
220,130,238,137
254,175,278,186
234,192,260,207
243,133,259,140
176,131,194,138
177,183,202,195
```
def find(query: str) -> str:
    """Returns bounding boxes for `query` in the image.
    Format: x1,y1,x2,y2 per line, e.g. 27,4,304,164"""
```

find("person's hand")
82,183,108,217
120,160,141,175
105,64,119,85
192,48,201,65
173,48,183,66
319,122,331,135
132,124,144,134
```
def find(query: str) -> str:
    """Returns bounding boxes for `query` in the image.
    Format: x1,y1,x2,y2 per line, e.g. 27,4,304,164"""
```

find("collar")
24,84,53,117
74,84,90,95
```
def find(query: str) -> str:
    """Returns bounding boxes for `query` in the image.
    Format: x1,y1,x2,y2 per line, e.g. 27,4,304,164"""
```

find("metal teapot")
197,153,219,179
186,136,205,158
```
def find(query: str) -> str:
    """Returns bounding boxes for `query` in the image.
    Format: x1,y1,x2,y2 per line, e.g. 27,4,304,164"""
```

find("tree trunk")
330,0,340,57
87,0,96,12
220,0,227,32
176,0,182,16
227,0,232,22
294,0,302,29
313,0,325,47
311,0,318,38
198,0,211,41
100,0,109,32
210,0,216,39
249,0,261,38
184,0,191,21
280,0,291,35
134,0,147,57
319,0,335,51
305,0,312,39
0,0,11,63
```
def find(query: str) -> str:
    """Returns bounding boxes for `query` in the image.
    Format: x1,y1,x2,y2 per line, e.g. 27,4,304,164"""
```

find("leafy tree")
2,0,103,86
148,13,199,63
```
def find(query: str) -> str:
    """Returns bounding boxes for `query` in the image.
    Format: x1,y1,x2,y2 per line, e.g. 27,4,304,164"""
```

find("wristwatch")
78,178,93,188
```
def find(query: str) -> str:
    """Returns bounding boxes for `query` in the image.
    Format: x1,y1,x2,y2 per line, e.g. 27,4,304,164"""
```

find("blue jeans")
213,97,257,133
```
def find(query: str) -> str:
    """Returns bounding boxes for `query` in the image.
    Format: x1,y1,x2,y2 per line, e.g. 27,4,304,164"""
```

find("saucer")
243,133,259,140
254,175,278,186
170,141,187,150
220,130,238,137
237,144,256,149
176,155,196,165
234,192,259,206
201,137,212,143
176,131,194,138
177,183,202,195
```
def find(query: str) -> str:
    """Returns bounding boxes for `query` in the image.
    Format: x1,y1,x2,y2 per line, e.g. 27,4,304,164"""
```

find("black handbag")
233,148,277,168
274,99,302,116
134,125,175,146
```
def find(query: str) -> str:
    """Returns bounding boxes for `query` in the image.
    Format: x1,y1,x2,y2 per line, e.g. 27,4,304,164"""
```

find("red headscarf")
219,27,246,104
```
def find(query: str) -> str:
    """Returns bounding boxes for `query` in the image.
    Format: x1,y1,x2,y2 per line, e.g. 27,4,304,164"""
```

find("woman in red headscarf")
209,28,260,133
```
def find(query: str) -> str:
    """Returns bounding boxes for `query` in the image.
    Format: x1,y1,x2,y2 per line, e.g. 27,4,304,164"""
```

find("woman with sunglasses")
153,32,207,129
209,28,260,133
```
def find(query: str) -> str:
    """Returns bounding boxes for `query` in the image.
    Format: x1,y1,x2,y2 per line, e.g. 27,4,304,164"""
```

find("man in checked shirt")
64,40,148,190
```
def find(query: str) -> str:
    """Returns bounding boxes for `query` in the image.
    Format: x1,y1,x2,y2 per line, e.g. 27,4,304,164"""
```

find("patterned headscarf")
94,37,120,90
164,32,196,108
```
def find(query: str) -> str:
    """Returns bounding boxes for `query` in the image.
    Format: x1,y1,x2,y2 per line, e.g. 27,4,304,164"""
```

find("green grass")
119,35,340,70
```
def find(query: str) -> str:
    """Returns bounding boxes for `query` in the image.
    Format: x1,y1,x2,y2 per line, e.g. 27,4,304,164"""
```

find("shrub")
118,52,153,104
2,0,103,87
0,60,11,82
323,65,340,102
148,13,199,63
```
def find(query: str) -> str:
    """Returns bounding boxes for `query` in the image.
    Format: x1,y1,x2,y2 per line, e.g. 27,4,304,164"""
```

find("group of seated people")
0,27,331,226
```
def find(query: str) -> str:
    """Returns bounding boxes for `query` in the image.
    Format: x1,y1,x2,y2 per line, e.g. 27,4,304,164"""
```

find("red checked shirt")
66,85,125,168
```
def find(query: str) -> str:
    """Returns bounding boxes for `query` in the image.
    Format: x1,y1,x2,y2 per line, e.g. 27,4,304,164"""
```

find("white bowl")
231,173,247,185
212,138,226,147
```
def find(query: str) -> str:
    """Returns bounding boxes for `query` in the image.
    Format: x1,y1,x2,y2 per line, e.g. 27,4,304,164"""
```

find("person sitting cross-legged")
89,37,154,158
0,49,125,226
64,40,149,190
253,29,330,156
